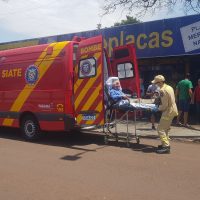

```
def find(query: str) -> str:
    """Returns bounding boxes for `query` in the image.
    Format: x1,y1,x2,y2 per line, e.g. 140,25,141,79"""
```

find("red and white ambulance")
0,35,140,140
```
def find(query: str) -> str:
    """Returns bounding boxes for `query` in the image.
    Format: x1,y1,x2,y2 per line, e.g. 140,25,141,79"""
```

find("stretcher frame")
103,107,140,147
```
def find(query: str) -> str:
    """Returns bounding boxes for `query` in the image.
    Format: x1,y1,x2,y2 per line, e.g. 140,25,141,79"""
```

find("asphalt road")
0,127,200,200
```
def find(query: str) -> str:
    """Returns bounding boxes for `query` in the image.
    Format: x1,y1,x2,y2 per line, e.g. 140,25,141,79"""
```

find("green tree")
103,0,200,16
113,15,141,27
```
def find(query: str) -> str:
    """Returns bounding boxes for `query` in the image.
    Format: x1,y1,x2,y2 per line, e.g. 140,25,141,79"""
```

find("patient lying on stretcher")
107,78,158,112
109,79,130,105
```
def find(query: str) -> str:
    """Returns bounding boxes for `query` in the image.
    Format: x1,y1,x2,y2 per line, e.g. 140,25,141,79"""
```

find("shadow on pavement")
0,127,110,161
130,143,157,153
0,127,158,153
136,128,155,131
172,124,200,131
1,127,199,159
0,127,105,147
61,146,107,161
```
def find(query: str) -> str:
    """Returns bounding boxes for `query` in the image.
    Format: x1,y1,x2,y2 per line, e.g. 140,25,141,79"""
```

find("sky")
0,0,193,43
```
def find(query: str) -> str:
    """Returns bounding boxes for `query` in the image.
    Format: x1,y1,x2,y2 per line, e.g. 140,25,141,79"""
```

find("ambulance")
0,35,140,140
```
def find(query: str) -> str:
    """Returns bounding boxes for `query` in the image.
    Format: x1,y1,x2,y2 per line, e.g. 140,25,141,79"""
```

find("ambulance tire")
21,115,40,141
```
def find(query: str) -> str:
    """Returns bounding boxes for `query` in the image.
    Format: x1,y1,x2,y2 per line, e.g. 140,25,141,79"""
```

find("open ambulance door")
111,44,140,98
74,36,105,127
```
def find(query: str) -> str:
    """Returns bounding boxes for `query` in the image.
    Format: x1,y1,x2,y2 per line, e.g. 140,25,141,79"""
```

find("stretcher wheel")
126,141,130,147
114,133,118,142
126,137,130,147
136,137,140,144
104,136,108,144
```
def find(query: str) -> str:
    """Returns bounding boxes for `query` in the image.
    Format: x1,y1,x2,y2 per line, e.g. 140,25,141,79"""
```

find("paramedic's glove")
151,105,159,113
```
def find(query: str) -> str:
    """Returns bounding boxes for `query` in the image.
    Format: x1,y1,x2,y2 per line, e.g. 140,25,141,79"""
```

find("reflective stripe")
3,42,69,126
75,66,101,110
74,52,103,125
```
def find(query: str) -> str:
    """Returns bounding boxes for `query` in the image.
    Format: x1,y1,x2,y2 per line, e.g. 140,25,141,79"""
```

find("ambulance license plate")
82,114,96,120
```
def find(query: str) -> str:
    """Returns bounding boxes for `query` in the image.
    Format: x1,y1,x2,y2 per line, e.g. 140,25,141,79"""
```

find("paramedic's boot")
156,146,170,154
157,144,163,149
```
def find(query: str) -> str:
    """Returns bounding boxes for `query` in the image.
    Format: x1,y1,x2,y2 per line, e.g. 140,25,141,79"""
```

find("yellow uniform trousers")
157,115,174,147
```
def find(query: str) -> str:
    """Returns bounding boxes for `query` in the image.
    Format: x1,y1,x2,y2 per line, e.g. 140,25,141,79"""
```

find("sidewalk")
132,121,200,143
92,120,200,143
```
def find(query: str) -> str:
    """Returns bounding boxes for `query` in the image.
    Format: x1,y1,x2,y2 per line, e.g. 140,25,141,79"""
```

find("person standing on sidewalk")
151,75,178,154
175,73,193,127
192,79,200,124
146,83,160,130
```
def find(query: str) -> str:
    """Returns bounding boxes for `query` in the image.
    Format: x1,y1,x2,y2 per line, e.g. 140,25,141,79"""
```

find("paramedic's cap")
151,75,165,84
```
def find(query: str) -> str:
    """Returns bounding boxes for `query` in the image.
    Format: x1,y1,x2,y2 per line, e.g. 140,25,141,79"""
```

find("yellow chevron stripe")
95,101,103,112
74,65,83,94
75,64,101,109
3,41,69,126
75,51,103,126
74,52,101,94
77,72,104,125
85,120,96,125
77,115,82,124
99,119,104,125
74,55,88,94
80,85,101,111
76,85,104,125
95,102,104,125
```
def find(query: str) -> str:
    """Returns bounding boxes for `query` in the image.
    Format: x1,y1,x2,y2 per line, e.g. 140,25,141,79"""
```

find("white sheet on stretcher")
115,101,157,111
130,102,156,110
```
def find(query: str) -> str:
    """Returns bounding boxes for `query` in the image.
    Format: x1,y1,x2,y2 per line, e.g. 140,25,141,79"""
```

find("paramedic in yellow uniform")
151,75,178,154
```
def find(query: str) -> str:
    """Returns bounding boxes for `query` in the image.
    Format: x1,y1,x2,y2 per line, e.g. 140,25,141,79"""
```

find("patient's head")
112,80,121,90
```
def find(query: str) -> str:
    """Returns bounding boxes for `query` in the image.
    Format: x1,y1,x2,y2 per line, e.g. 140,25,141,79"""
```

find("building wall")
0,14,200,88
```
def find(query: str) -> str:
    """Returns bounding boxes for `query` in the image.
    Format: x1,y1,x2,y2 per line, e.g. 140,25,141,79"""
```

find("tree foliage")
113,15,141,27
103,0,200,16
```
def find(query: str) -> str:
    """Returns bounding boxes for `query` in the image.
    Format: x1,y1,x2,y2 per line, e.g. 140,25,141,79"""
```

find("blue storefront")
41,14,200,89
0,14,200,88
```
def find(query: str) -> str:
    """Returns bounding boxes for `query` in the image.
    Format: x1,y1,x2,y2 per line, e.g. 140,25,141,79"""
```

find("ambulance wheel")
21,115,40,141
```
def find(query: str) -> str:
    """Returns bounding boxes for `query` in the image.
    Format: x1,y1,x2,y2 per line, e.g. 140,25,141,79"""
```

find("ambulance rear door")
74,36,104,127
111,44,140,98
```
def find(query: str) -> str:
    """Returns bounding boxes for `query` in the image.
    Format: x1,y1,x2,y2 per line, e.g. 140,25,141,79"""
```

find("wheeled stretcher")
103,77,157,147
104,101,157,147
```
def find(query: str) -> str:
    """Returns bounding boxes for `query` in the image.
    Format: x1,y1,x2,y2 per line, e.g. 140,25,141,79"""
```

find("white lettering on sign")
180,21,200,52
38,103,53,110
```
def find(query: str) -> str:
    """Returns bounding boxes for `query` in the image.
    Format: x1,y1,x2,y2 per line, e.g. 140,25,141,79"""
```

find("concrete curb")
91,121,200,144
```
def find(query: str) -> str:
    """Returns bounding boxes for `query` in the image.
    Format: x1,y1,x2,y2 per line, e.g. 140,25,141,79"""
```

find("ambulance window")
114,49,129,59
117,63,134,79
79,58,96,78
73,44,78,67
